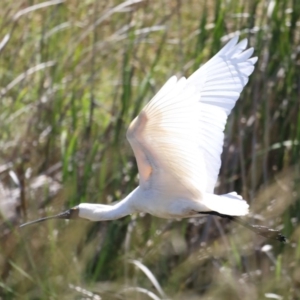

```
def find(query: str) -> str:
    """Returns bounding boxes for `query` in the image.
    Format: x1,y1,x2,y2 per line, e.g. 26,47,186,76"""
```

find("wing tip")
249,56,258,64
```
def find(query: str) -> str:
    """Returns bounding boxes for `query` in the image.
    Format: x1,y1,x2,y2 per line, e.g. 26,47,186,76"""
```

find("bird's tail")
203,192,249,216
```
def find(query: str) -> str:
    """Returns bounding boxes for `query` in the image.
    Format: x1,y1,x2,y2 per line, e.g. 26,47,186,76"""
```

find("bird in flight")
20,36,286,242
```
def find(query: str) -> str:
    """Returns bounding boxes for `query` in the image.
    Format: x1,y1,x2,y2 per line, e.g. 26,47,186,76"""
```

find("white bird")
20,37,285,242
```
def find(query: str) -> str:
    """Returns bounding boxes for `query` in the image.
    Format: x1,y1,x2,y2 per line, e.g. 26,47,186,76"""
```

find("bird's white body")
21,36,258,228
79,188,248,221
79,186,209,221
77,36,257,222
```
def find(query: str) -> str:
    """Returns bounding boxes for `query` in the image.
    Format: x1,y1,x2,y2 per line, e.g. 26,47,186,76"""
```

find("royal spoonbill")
20,36,286,242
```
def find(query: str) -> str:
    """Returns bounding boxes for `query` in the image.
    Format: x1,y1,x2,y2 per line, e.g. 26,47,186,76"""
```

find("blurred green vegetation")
0,0,299,299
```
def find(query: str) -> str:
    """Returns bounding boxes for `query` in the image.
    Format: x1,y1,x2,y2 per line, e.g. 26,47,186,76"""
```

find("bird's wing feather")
186,36,257,192
127,76,205,198
127,36,257,197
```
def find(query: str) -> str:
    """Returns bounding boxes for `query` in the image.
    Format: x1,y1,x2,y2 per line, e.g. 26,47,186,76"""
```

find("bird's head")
77,203,118,221
19,203,120,227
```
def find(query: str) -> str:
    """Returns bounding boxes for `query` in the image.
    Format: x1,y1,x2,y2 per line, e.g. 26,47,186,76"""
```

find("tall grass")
0,0,299,299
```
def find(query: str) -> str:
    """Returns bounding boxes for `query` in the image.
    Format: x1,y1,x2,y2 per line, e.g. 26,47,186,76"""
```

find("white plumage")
21,37,258,224
125,36,256,218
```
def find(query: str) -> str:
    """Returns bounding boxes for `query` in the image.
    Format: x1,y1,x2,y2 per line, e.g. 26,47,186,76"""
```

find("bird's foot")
251,225,287,243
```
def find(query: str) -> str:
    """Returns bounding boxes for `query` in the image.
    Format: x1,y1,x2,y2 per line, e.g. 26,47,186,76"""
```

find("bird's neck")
78,188,140,221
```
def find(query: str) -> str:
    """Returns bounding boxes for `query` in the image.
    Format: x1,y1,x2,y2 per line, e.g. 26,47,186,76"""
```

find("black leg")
199,211,286,243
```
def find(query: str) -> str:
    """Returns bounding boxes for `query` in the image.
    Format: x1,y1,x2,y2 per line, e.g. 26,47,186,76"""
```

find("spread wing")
186,36,257,192
127,36,257,196
127,76,205,198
